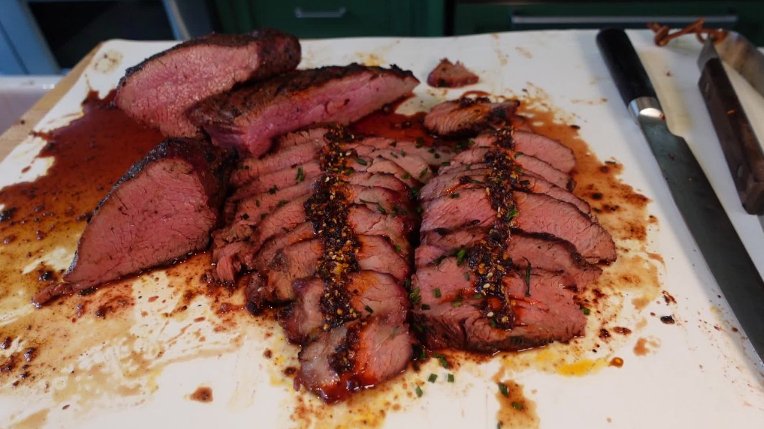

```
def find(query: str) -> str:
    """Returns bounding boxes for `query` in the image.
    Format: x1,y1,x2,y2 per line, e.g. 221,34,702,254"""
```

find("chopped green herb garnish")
295,166,305,183
498,382,509,397
433,288,442,298
441,161,451,167
356,157,368,165
364,305,374,314
402,172,412,180
409,287,421,305
433,353,450,369
464,272,470,281
255,199,261,207
456,139,474,151
451,296,463,307
377,205,388,215
455,248,467,265
505,206,519,222
268,185,278,195
394,243,402,253
428,373,437,383
421,303,430,310
415,137,425,148
276,200,288,208
404,277,412,288
415,385,424,397
511,401,525,411
400,150,408,157
428,147,436,154
447,373,455,383
450,192,460,199
581,306,591,315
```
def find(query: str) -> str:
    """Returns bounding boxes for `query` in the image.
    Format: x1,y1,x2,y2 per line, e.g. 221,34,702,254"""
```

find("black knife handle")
596,28,658,105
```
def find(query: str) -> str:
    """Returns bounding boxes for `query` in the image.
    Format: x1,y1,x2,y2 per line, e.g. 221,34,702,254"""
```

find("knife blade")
697,38,764,224
596,28,764,360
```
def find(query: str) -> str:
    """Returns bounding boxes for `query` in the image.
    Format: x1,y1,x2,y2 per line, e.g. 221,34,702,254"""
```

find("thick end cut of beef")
187,64,419,156
427,58,480,88
33,138,233,306
115,29,300,137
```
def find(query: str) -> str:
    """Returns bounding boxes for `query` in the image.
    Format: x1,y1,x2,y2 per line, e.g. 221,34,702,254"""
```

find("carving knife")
596,28,764,360
697,34,764,227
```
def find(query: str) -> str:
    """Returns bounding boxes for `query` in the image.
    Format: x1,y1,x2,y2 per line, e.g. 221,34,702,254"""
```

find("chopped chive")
410,187,421,199
418,168,429,179
498,382,509,397
511,401,524,411
464,272,471,281
295,166,305,183
433,353,450,369
505,206,519,222
447,373,455,383
402,172,412,180
441,161,451,167
276,199,288,208
394,243,402,253
400,150,408,157
455,248,467,265
450,192,460,199
364,305,374,314
377,205,388,215
581,306,591,315
450,297,463,307
428,373,437,383
409,287,421,305
415,137,425,148
268,185,278,195
356,157,368,165
428,147,436,154
421,303,430,310
415,385,424,397
433,288,442,298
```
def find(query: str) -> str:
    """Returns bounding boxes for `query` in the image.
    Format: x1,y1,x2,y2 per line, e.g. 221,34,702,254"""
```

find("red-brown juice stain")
0,91,163,301
351,108,433,144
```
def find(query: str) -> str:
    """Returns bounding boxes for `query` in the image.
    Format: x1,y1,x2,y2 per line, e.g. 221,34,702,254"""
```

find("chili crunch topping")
465,148,521,329
304,129,362,330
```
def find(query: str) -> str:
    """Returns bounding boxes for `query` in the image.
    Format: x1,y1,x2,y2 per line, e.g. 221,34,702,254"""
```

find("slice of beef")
297,316,411,403
416,228,601,288
412,259,585,353
34,139,232,306
281,271,406,343
231,140,323,186
115,29,300,137
427,58,480,88
420,189,615,263
424,97,519,136
420,167,591,216
474,129,576,173
444,148,572,190
230,180,315,226
227,161,322,206
188,64,419,156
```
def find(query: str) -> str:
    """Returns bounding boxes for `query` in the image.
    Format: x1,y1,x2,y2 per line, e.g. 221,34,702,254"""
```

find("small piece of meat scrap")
427,58,480,88
187,64,419,156
115,29,300,138
33,138,233,306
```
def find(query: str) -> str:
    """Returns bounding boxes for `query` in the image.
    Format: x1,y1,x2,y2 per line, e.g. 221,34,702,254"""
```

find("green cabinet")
453,1,764,45
215,0,444,37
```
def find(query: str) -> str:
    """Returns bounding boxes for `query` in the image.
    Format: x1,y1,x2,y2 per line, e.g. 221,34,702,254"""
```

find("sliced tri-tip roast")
212,126,432,402
188,64,420,156
411,96,615,353
33,138,233,306
115,29,301,138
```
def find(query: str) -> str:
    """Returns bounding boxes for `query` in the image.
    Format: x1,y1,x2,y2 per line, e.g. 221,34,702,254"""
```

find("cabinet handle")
294,7,347,19
510,14,737,28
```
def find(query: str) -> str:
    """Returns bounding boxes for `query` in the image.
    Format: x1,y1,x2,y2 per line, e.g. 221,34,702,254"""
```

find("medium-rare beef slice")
115,29,300,138
411,258,585,352
416,228,601,288
281,271,406,344
473,128,576,173
420,188,615,262
34,138,232,306
427,58,480,88
188,64,419,156
444,147,573,190
424,97,519,136
297,316,411,403
420,166,591,216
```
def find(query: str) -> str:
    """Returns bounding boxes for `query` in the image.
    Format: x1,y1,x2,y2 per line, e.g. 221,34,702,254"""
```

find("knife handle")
596,28,658,106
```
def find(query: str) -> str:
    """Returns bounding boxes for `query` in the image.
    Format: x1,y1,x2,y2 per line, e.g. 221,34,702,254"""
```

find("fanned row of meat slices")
212,97,615,401
39,29,616,403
